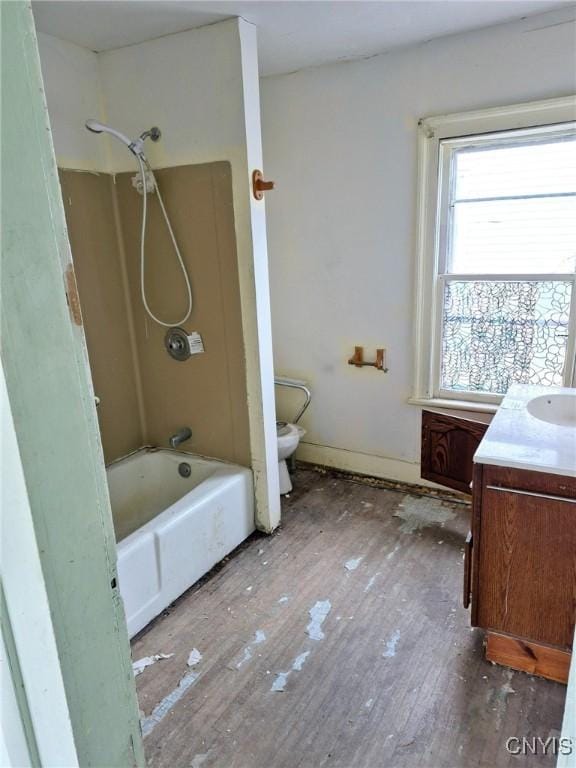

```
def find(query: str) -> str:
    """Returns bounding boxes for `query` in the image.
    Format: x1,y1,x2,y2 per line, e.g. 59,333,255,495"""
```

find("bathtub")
108,448,254,638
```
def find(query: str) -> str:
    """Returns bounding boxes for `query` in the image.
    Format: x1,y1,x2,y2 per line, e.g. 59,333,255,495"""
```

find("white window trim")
410,95,576,413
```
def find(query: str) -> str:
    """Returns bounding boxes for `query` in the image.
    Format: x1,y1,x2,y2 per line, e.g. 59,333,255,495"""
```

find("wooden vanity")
421,385,576,683
468,463,575,682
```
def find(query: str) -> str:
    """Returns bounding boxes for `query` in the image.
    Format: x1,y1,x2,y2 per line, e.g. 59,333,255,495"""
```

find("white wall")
98,21,246,172
261,8,576,484
37,33,107,171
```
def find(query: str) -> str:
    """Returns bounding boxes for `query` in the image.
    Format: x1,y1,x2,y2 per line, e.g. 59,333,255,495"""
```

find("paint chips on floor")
140,648,206,736
187,648,202,667
132,653,173,677
382,630,401,658
364,573,380,592
271,651,311,692
271,672,290,692
272,598,332,693
306,600,332,641
292,651,310,671
235,629,267,669
141,668,200,736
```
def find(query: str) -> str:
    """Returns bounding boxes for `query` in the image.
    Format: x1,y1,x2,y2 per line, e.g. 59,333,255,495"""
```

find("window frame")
411,96,576,413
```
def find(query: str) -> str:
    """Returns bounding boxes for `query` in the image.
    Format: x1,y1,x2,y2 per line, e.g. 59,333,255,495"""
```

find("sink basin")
527,393,576,427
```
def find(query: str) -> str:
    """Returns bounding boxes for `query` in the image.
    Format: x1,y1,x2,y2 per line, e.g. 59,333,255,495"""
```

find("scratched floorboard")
132,467,567,768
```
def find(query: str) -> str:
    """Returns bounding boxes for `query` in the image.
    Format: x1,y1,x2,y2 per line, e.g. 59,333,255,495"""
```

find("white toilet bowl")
277,422,305,495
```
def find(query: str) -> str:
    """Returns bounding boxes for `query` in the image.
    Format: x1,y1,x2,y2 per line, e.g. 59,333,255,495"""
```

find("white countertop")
474,384,576,478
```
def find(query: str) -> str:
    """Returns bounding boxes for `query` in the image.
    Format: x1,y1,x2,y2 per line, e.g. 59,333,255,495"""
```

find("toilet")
276,421,305,495
274,376,311,496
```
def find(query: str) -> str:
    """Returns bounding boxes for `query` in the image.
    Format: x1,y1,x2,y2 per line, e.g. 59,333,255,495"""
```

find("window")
412,97,576,410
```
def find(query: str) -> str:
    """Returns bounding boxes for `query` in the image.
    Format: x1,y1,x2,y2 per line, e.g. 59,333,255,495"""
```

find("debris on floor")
234,629,267,670
382,629,401,658
187,648,202,667
393,495,456,534
271,651,311,692
132,653,173,677
141,666,201,737
364,573,380,592
306,599,332,641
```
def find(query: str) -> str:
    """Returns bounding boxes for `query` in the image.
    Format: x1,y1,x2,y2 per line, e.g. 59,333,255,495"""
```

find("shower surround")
60,162,250,472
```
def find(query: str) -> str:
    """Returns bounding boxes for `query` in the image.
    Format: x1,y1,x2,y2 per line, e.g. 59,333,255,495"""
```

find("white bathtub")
108,448,254,638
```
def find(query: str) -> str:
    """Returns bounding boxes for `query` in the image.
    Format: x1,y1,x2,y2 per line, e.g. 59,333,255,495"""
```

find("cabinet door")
421,411,488,494
476,472,576,649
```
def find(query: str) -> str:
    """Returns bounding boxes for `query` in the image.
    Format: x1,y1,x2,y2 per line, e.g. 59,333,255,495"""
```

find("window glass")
448,137,576,275
450,197,576,274
454,139,576,199
440,280,571,394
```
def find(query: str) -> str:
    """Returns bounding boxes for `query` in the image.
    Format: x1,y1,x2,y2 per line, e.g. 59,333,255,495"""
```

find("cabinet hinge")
64,264,83,326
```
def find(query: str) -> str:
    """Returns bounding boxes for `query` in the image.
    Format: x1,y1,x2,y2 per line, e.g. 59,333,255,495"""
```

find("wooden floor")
133,467,567,768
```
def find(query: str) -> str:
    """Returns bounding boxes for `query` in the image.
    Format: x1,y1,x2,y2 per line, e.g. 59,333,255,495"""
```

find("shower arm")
274,377,311,424
131,128,161,158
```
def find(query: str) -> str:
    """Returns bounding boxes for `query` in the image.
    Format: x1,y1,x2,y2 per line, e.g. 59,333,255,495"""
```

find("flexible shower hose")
136,153,193,327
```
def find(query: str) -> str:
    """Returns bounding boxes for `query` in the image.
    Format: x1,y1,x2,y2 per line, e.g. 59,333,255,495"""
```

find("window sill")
407,396,499,415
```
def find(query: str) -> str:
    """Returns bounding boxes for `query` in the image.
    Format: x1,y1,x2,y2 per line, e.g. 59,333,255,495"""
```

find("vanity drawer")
483,465,576,500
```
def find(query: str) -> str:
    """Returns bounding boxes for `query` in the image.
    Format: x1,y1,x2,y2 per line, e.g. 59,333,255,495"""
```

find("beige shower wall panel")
115,161,250,466
59,170,144,463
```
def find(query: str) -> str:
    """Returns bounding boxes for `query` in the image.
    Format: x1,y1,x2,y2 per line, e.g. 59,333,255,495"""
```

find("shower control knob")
165,327,191,361
164,328,205,361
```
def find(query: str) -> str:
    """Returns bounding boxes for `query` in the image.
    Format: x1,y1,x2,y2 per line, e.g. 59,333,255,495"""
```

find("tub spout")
169,427,192,449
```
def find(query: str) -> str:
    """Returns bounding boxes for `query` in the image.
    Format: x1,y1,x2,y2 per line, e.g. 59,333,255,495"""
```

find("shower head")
85,119,134,149
85,119,105,133
85,119,160,158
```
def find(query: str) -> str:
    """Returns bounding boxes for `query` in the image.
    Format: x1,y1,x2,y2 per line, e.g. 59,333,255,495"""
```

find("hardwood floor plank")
130,468,566,768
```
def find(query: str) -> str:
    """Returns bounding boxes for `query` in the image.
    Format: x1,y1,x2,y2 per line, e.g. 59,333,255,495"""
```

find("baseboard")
296,441,440,489
486,632,571,684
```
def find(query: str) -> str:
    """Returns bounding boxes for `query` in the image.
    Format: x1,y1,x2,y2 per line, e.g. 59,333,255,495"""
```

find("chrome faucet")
169,427,192,449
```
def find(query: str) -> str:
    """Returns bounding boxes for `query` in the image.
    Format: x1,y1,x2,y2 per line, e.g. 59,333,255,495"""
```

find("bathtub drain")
178,462,192,478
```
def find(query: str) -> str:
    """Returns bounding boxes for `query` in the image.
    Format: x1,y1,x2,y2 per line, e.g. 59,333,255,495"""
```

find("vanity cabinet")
469,464,575,681
421,410,488,494
421,393,576,683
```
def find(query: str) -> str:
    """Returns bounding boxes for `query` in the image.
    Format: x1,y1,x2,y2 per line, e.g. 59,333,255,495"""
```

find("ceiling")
32,0,575,77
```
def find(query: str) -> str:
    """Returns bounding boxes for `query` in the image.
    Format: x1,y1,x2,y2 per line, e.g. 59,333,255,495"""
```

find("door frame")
1,3,143,764
1,363,78,767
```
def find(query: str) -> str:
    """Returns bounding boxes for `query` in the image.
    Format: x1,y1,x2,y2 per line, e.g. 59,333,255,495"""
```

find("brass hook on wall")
348,346,388,372
252,170,275,200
